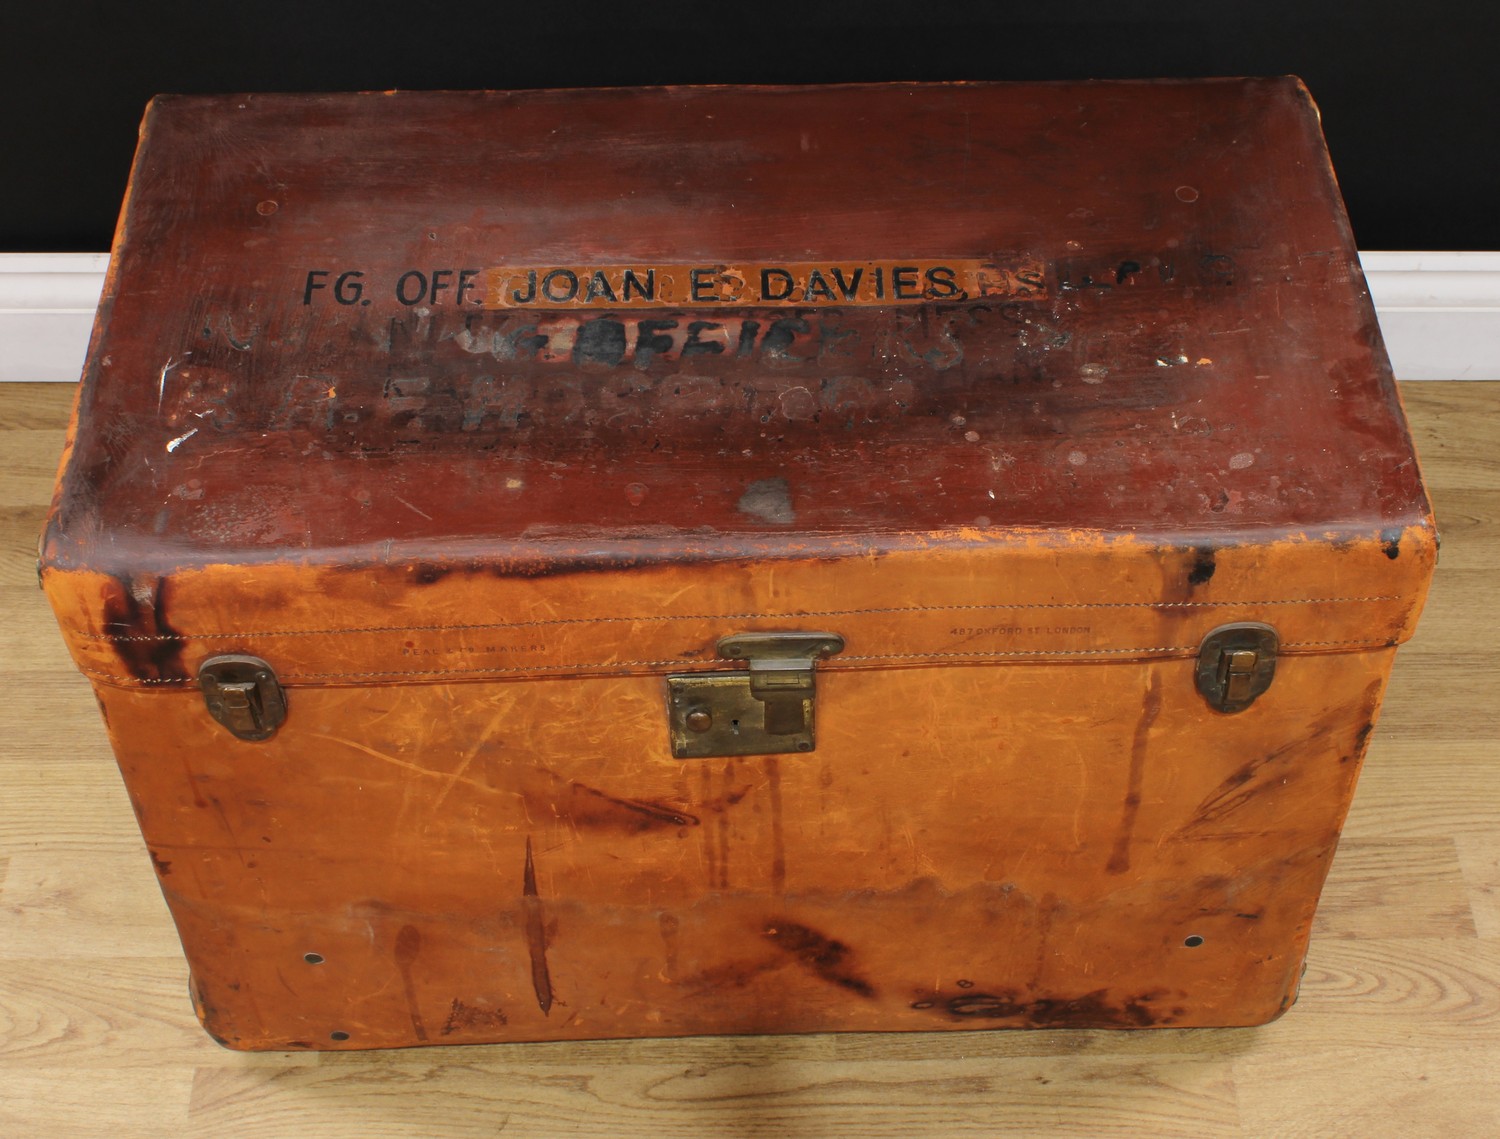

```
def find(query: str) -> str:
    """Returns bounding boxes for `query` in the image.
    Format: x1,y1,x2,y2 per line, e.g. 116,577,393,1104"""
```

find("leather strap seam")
75,595,1401,644
75,637,1395,685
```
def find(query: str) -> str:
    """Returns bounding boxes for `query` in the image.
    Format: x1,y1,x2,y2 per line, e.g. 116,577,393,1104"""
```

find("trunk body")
41,81,1435,1049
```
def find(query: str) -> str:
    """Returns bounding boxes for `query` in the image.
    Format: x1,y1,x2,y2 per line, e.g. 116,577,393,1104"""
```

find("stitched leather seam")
76,595,1401,644
75,637,1394,685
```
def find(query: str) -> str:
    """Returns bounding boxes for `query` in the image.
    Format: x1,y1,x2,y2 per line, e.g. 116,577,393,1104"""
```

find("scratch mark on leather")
716,761,734,889
432,703,512,810
1176,702,1357,835
658,913,681,982
700,765,721,889
523,837,554,1015
1106,668,1163,874
309,731,498,796
766,756,787,896
568,782,700,829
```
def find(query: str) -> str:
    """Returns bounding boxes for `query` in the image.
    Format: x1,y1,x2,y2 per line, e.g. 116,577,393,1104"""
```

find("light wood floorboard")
2,381,1496,1137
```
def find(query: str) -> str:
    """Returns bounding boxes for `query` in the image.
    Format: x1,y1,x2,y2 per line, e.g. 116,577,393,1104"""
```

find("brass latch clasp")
668,632,844,758
1195,623,1278,713
199,654,287,741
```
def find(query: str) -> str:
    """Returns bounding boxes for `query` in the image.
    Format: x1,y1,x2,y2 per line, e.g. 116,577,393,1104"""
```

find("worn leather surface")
43,80,1428,572
98,645,1394,1047
41,80,1436,1047
46,531,1433,689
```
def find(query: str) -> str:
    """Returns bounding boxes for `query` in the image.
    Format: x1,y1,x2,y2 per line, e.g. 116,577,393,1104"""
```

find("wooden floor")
2,380,1496,1137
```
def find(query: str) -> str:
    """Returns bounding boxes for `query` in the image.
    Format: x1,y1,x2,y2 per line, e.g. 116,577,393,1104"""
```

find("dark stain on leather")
762,919,877,998
101,574,189,681
1188,546,1217,585
441,997,509,1035
1178,711,1346,834
567,781,701,832
394,923,429,1042
523,837,554,1016
913,986,1167,1027
1106,670,1163,874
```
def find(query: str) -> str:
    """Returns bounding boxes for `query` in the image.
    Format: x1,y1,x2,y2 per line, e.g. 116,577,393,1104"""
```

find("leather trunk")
40,80,1436,1050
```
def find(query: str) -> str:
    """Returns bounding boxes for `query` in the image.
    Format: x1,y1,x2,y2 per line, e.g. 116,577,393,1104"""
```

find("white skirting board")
1,251,1496,382
1,253,111,384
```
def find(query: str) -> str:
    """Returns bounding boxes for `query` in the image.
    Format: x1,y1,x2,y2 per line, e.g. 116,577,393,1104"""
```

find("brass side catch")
667,632,844,758
199,655,287,741
1196,623,1278,713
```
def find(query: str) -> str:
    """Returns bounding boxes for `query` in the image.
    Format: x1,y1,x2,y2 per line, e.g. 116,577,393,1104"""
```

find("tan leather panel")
47,529,1433,689
98,647,1390,1047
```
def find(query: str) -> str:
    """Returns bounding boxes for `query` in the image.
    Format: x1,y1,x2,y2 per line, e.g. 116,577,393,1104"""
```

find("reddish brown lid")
45,80,1431,578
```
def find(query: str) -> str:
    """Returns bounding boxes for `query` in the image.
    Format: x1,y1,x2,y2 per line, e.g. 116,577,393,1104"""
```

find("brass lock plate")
667,631,843,759
668,674,816,758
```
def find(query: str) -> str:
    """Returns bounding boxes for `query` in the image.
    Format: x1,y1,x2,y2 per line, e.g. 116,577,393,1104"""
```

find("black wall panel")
3,1,1495,251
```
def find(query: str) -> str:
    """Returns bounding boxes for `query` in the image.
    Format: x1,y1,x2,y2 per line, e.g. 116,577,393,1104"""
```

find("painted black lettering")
511,270,537,305
831,267,863,300
429,269,454,302
541,269,579,303
803,269,837,302
497,322,547,360
1015,268,1046,293
382,375,431,401
457,269,480,305
761,268,795,302
302,270,330,305
583,271,618,303
573,317,627,366
736,320,761,358
634,319,678,367
387,315,421,353
682,320,725,357
925,266,963,299
893,266,920,299
690,268,721,302
270,373,337,431
873,267,885,299
396,270,428,305
762,315,810,360
333,271,364,305
622,269,655,302
818,314,859,359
